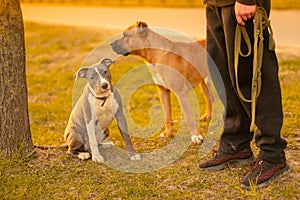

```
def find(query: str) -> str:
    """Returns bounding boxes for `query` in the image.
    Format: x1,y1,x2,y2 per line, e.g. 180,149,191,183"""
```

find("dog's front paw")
78,152,91,160
92,154,105,163
191,135,203,144
130,153,141,161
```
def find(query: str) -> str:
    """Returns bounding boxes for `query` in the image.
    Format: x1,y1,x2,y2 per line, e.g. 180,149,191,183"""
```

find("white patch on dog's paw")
78,152,91,160
92,154,104,163
130,154,141,161
191,135,203,144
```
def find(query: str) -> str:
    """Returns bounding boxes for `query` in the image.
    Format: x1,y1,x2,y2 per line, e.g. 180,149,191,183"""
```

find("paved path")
21,5,206,38
21,5,300,53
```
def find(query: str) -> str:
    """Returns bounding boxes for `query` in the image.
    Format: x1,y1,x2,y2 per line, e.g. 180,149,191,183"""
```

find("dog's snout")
110,41,118,49
110,41,118,51
110,41,115,47
102,82,109,89
110,40,129,56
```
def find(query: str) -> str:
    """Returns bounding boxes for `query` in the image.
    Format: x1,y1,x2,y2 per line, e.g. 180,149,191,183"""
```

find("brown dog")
110,22,212,143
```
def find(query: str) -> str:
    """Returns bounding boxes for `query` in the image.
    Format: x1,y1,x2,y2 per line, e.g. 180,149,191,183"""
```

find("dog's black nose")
102,83,109,89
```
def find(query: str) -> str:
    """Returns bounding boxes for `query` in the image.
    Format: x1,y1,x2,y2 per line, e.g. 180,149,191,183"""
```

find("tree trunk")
0,0,33,157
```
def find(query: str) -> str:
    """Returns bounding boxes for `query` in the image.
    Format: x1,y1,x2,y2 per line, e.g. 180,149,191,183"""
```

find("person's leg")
254,19,287,164
200,5,254,171
239,6,288,190
209,5,254,154
221,1,288,188
221,3,286,164
254,39,287,163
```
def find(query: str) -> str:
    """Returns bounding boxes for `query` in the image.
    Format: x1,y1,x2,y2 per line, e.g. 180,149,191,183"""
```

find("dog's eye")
90,76,95,80
103,70,108,75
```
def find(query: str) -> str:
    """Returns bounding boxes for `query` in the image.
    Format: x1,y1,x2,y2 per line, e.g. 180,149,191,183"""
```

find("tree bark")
0,0,33,157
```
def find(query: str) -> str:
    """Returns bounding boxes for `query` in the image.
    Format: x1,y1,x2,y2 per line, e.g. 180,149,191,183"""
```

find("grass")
21,0,300,10
0,22,299,199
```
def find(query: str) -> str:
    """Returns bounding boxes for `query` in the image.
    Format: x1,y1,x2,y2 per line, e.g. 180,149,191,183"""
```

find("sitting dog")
110,22,212,143
64,58,141,162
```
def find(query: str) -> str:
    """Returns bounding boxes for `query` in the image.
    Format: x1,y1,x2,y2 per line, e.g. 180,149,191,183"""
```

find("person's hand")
235,2,256,26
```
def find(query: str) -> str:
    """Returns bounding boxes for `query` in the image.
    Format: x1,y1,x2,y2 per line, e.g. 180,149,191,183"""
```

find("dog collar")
88,84,110,107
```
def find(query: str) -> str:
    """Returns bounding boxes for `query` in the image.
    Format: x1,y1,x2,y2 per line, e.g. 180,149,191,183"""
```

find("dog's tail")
34,144,68,150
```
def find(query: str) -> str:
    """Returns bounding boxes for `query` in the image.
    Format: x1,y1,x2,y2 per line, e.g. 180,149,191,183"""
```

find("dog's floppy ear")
100,58,114,68
74,67,89,80
136,21,148,37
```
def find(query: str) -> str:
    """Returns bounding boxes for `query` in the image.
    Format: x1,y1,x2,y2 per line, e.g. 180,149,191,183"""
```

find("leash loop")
234,7,275,132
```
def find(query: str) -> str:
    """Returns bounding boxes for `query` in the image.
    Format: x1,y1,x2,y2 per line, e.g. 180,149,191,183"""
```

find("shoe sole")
240,164,290,190
200,156,254,171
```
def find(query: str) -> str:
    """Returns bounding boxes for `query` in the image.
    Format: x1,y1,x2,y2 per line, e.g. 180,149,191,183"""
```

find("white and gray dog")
64,58,141,162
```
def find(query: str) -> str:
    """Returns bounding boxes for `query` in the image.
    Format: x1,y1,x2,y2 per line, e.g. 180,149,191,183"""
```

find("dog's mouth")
122,52,130,56
110,42,130,56
95,89,110,98
96,83,111,94
89,83,111,99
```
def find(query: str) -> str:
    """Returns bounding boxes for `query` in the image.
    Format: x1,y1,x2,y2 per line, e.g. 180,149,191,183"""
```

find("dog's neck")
88,84,110,107
134,30,174,64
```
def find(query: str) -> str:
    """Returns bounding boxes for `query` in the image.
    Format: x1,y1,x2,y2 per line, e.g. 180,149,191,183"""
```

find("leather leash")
234,7,276,132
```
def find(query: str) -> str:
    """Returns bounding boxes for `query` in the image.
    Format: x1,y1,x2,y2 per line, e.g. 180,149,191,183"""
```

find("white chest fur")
89,92,119,130
146,62,168,89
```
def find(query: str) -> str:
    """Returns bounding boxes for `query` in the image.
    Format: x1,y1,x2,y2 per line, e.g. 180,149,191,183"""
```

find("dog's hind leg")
200,82,212,121
157,85,173,137
65,126,87,159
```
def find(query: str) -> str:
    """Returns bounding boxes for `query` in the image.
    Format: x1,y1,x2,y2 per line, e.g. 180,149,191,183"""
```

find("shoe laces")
212,150,220,158
249,158,264,175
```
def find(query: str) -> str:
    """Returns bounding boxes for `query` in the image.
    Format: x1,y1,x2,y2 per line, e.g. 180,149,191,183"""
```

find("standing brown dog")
110,22,212,143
